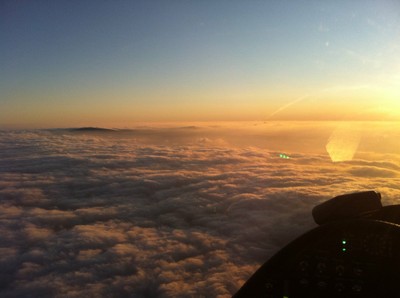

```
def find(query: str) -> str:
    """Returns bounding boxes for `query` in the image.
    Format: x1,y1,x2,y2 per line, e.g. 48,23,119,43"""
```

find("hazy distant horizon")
2,119,400,131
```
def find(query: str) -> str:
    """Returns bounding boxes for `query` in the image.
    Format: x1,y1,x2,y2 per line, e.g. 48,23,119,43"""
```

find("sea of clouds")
1,122,400,297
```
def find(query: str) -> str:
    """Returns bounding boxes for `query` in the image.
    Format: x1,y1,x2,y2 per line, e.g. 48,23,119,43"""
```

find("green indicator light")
342,248,347,252
283,296,289,298
342,240,347,245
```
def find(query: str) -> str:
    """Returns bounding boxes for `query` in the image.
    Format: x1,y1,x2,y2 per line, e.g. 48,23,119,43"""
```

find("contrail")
267,94,309,119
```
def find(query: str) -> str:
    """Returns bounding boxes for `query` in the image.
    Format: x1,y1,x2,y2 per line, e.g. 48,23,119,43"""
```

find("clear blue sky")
1,0,399,128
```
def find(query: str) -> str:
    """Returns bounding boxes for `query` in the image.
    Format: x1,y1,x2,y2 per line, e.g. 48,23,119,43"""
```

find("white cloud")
0,124,399,297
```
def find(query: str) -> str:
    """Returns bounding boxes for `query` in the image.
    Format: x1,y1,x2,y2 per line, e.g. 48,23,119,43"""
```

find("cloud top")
1,123,399,297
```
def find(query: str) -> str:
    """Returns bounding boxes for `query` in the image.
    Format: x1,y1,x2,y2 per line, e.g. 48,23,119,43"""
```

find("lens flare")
326,125,361,162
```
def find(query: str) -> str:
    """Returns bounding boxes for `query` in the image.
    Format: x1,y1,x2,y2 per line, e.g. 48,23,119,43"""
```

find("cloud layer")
1,123,400,297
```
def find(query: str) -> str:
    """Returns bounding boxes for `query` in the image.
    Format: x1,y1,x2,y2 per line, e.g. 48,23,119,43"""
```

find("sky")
1,0,400,128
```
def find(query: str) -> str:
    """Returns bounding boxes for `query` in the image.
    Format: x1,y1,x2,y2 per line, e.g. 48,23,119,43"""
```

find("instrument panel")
233,220,400,298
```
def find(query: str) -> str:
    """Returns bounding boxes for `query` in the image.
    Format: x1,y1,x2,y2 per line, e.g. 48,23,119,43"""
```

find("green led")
342,240,347,245
342,248,347,252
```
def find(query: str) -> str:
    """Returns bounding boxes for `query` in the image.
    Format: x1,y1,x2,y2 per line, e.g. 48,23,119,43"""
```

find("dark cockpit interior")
233,191,400,297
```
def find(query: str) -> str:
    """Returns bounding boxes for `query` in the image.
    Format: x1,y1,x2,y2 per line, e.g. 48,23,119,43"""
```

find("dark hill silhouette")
70,127,116,132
